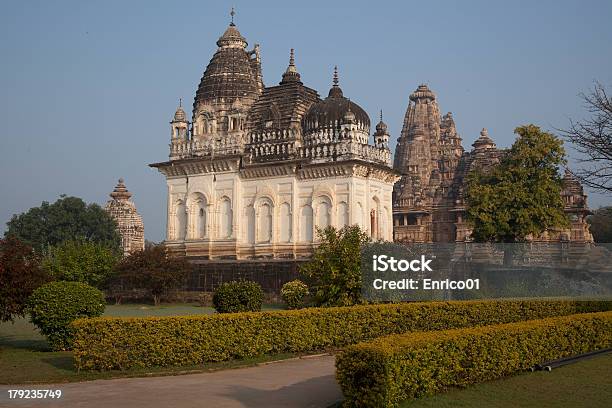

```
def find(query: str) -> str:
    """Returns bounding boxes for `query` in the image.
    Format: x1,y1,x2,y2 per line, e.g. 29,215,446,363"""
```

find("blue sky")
1,0,611,241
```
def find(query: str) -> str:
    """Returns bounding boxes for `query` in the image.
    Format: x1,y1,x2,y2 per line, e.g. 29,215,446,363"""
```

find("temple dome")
303,67,370,132
193,23,259,106
173,104,187,122
375,110,388,133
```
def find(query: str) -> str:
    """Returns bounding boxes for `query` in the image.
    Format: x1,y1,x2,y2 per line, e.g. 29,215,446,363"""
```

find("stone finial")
281,48,301,84
230,7,236,26
333,65,339,87
110,178,132,201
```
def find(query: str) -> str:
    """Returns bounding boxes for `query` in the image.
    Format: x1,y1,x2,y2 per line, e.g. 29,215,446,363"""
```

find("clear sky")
1,0,611,242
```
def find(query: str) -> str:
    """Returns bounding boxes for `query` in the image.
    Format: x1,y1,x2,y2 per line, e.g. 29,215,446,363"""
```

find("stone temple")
105,178,145,255
150,16,593,259
150,19,398,259
392,84,593,243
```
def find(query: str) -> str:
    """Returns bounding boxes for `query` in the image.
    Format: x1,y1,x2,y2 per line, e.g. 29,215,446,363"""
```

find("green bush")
212,281,263,313
301,225,370,307
336,311,612,407
27,281,105,350
43,240,119,287
281,280,309,309
71,299,612,370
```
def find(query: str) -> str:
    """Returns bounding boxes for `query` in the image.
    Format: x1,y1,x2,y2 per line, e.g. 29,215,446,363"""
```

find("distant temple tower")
105,178,145,255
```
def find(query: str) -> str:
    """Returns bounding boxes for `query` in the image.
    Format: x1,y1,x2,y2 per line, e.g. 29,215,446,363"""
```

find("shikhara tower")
392,85,593,243
150,16,398,259
105,178,145,255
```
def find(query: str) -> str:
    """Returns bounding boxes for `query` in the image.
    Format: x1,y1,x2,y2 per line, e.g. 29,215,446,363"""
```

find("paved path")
0,355,342,408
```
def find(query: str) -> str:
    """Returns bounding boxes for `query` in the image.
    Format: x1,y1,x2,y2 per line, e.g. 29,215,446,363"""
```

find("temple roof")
472,128,496,150
303,67,370,132
193,22,260,106
247,50,319,131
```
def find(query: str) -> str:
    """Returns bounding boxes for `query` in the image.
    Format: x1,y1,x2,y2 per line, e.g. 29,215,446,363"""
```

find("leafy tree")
587,207,612,243
111,245,191,305
560,82,612,194
301,225,370,307
5,195,121,254
42,240,120,288
466,124,569,246
0,237,49,322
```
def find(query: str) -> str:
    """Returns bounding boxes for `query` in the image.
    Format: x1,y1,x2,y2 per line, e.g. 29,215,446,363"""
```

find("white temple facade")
150,19,398,259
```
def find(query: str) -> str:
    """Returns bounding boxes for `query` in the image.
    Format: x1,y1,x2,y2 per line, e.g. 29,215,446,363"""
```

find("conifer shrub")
27,281,105,350
212,281,264,313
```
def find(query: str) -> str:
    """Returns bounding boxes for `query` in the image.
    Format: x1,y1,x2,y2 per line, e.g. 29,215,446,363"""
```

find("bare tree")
560,82,612,194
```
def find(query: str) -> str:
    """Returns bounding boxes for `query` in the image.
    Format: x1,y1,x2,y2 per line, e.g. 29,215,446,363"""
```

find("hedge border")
72,299,612,370
336,311,612,407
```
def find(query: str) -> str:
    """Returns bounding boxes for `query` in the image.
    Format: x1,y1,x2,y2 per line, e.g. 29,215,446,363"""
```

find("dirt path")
0,355,342,408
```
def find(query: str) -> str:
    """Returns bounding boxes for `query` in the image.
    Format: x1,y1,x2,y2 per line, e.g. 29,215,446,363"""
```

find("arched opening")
175,200,186,240
197,207,206,239
316,201,331,230
300,205,313,242
355,202,364,228
258,202,273,243
280,202,292,242
245,205,255,244
370,209,378,240
219,197,233,238
338,202,349,228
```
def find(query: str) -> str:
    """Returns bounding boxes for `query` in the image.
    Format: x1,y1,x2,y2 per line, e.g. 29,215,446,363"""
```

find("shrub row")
336,311,612,407
71,299,612,370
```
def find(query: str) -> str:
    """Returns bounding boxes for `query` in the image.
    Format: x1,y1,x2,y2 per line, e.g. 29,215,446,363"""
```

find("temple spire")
280,48,301,84
230,7,235,26
328,65,343,98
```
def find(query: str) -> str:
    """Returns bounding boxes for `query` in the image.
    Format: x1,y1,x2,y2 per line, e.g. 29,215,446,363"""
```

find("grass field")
401,352,612,408
0,303,288,384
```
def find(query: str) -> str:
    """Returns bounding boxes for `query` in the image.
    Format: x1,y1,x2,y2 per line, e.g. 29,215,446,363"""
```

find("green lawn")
401,352,612,408
0,303,288,384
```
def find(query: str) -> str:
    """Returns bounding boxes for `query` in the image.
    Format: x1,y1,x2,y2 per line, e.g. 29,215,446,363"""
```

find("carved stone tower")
105,178,145,256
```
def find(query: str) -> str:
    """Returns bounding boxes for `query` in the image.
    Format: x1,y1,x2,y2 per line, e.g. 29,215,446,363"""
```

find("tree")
466,125,569,246
42,240,120,288
0,237,49,322
300,225,370,307
111,245,191,305
5,195,121,254
560,82,612,194
587,207,612,243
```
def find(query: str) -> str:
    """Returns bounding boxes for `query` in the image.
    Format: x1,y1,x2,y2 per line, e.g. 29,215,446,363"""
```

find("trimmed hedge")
336,311,612,407
71,299,612,370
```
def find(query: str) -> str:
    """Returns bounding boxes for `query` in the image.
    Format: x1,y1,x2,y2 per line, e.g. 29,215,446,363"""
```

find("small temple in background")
105,178,145,256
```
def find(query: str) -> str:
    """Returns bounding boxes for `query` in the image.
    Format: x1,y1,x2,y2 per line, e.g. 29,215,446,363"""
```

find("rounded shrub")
281,279,309,309
26,281,105,350
212,281,263,313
